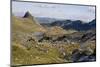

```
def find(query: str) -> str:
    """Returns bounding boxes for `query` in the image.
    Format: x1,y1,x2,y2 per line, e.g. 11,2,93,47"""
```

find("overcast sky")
12,1,95,22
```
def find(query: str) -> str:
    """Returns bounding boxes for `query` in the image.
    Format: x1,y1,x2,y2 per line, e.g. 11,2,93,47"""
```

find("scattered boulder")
32,32,45,42
72,48,96,62
80,30,96,43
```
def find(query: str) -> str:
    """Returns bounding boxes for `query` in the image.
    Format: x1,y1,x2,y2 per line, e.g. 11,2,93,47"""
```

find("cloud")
12,1,96,22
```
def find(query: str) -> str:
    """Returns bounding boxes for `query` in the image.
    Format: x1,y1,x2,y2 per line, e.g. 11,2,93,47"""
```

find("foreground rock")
72,48,96,62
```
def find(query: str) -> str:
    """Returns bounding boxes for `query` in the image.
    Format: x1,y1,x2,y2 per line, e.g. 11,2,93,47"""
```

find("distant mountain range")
36,17,58,23
51,19,96,31
39,17,96,31
15,11,96,31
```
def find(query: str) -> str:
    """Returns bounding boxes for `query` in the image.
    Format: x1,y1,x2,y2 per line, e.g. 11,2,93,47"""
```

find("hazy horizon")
12,1,96,22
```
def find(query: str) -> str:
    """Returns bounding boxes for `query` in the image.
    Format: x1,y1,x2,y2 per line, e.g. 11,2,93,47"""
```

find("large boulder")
32,32,45,42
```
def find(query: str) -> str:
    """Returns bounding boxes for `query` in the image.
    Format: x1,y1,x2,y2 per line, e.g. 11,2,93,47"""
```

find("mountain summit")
23,11,33,20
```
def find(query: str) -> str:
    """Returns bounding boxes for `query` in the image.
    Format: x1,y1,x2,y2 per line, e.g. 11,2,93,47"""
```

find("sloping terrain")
12,12,96,66
12,13,46,33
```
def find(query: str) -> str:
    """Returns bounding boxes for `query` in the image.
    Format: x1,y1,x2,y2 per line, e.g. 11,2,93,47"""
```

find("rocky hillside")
12,11,96,66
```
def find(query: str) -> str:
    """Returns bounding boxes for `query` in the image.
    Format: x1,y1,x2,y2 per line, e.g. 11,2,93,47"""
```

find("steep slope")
12,11,48,48
12,12,46,33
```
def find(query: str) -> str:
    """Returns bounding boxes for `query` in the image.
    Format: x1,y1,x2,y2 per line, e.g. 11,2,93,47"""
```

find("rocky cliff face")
23,11,33,20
